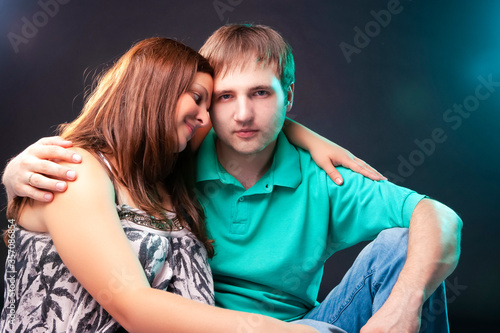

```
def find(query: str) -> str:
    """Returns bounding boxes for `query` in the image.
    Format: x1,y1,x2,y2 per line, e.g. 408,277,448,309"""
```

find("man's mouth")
235,129,258,138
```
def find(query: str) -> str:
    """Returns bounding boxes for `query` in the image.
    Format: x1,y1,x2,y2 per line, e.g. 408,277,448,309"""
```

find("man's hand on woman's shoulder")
2,136,81,202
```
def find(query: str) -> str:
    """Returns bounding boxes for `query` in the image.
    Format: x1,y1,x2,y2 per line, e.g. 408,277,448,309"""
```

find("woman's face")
175,72,213,152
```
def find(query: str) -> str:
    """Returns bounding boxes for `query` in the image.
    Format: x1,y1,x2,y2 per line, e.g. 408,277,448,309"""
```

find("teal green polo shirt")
195,130,425,321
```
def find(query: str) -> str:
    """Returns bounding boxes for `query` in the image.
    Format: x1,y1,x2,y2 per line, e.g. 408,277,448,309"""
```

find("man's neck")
215,139,276,190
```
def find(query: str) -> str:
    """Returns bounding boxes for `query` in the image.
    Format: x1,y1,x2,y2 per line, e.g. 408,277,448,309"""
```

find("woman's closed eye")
192,92,202,105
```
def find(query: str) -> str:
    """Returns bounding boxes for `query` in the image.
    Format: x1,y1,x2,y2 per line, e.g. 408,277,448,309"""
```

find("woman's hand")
307,138,386,185
282,118,386,185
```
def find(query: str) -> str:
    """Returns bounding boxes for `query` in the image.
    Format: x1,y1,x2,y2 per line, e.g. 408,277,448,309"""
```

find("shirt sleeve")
326,167,426,252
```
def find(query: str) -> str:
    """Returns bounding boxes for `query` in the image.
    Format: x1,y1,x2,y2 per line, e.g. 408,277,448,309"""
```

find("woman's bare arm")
283,118,386,185
24,148,316,333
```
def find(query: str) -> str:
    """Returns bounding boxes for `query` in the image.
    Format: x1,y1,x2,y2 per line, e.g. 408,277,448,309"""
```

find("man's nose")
234,97,253,123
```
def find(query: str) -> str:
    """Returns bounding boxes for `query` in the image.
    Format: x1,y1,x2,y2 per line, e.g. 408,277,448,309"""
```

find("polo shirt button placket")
231,196,248,234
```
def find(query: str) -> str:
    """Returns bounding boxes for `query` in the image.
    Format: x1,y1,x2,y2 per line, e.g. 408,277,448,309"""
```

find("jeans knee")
377,228,408,245
373,228,408,260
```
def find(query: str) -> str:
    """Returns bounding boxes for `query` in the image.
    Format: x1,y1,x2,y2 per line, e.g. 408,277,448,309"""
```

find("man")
3,24,461,332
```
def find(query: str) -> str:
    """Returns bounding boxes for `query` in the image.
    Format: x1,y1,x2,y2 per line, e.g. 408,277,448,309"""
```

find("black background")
1,0,499,331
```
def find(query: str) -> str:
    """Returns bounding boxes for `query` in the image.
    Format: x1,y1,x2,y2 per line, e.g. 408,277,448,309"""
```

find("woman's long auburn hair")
7,37,214,257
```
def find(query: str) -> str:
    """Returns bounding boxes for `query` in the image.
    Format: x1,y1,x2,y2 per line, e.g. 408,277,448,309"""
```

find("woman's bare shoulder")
19,148,115,231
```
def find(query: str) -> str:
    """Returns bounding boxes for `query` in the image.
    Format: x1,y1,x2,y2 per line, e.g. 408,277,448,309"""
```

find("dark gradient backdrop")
1,0,499,331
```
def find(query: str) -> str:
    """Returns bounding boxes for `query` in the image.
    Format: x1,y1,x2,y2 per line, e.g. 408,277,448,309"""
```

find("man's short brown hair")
199,24,295,91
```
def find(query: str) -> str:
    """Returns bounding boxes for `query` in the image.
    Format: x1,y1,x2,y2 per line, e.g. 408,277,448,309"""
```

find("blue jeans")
294,228,449,333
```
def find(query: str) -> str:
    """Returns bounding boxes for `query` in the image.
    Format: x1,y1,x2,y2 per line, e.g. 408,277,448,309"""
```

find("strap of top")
96,151,119,205
95,151,183,231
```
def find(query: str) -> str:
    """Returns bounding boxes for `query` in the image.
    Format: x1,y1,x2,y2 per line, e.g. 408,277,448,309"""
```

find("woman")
1,37,318,333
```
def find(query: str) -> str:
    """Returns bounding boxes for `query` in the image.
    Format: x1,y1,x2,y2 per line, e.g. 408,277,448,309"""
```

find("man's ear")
286,83,295,112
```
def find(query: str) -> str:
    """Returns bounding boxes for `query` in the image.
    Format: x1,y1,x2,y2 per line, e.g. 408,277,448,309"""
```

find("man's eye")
255,90,268,97
219,94,231,100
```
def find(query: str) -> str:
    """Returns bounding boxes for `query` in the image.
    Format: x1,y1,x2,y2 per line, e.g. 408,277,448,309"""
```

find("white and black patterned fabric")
1,204,214,332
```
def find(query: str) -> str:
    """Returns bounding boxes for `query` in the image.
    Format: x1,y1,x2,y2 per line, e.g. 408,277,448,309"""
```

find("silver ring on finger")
28,173,35,187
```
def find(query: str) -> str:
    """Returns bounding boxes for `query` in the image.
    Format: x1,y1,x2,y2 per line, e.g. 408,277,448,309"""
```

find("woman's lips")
186,122,196,137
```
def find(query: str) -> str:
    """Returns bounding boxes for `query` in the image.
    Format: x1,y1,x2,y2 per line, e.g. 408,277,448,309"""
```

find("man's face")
210,61,292,157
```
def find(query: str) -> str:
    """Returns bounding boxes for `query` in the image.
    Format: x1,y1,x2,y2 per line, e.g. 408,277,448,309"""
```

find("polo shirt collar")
196,130,301,189
270,131,301,188
196,129,221,182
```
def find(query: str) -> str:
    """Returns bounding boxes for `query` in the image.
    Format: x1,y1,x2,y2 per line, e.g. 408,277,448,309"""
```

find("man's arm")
2,136,81,202
362,198,462,333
